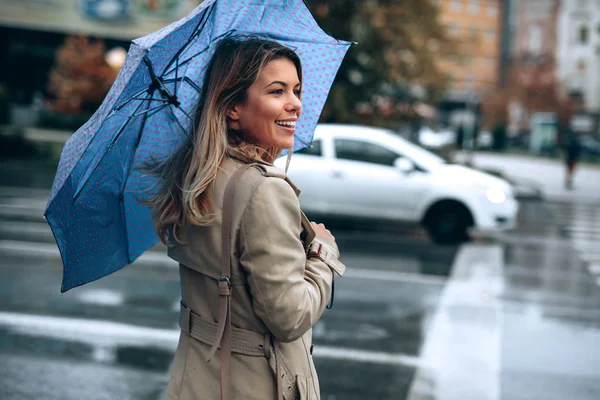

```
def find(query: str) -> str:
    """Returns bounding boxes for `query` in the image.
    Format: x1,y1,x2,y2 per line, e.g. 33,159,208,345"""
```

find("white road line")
0,240,445,284
568,233,600,241
0,221,52,237
313,345,422,368
581,253,600,264
76,289,124,307
0,186,50,198
0,312,420,367
0,240,177,267
588,263,600,275
564,226,600,234
0,204,45,219
344,268,446,285
407,244,503,400
0,312,179,351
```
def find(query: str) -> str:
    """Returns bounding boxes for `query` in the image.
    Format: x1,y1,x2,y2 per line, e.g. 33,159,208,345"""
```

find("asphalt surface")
1,158,600,400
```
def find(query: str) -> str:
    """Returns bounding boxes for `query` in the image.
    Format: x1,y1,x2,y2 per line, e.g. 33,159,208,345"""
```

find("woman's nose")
286,94,302,114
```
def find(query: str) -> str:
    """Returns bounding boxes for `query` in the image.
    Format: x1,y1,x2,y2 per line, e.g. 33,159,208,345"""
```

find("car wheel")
424,201,473,245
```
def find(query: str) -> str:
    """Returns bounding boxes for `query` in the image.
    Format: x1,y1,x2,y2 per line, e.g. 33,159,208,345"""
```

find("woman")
145,36,345,400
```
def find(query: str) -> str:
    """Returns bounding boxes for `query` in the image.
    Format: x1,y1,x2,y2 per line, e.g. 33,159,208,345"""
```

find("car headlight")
486,187,506,204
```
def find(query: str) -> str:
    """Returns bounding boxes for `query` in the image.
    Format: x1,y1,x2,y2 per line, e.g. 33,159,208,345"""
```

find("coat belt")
179,302,298,399
179,302,267,357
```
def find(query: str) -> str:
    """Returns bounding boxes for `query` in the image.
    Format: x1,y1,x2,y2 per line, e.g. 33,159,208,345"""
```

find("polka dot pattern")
45,0,352,291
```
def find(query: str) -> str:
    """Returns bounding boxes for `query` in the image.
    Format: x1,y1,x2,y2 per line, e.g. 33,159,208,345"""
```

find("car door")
325,137,427,221
282,138,332,215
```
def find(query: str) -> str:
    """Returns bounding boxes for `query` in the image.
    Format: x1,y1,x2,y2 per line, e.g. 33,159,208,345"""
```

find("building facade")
557,0,600,113
436,0,503,96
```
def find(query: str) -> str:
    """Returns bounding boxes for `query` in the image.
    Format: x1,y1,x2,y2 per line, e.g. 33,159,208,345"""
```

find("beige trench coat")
165,149,345,400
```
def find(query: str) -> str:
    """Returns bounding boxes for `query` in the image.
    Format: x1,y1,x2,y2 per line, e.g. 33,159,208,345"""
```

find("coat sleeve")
239,177,336,343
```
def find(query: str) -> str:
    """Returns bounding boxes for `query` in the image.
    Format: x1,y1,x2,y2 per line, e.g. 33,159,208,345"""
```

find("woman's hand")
310,221,335,244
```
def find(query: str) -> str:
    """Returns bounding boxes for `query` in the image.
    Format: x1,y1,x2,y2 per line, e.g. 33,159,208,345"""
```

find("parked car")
275,124,519,244
418,125,456,149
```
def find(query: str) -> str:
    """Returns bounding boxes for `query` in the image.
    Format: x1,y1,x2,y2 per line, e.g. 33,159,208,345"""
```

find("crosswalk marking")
0,311,422,368
588,264,600,274
547,202,600,287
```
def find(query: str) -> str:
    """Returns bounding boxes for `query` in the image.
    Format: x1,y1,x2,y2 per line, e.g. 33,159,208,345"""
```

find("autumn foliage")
47,36,119,114
482,56,574,128
305,0,456,126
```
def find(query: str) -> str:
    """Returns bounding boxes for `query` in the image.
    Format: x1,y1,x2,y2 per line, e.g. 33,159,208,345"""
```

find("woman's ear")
226,105,241,130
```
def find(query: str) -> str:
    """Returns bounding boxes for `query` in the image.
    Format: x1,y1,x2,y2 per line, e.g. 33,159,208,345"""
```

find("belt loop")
180,302,192,335
262,332,272,359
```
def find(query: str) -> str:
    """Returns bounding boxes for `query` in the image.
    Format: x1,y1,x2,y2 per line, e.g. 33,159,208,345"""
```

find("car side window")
296,139,322,156
334,138,400,166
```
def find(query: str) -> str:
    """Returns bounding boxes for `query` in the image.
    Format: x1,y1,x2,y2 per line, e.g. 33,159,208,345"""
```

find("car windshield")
389,132,447,169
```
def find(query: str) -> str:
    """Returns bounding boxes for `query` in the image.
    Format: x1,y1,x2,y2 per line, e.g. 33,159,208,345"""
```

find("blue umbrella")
45,0,352,292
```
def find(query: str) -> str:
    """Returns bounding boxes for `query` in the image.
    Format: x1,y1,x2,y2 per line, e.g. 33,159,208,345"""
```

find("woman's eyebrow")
264,81,302,89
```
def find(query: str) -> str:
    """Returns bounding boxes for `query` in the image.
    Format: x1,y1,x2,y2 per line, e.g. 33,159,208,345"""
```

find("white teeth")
275,121,296,127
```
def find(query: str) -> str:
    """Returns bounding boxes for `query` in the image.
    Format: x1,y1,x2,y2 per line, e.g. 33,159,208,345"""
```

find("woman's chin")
274,138,295,150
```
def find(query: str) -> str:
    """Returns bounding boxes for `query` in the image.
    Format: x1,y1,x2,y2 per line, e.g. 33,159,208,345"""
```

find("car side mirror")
393,157,414,174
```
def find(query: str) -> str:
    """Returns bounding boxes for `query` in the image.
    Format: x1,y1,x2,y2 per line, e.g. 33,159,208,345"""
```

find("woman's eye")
270,89,284,95
294,89,301,97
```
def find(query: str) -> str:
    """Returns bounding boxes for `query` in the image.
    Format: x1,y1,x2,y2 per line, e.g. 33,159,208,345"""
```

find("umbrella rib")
180,77,202,94
73,98,148,203
174,55,179,95
163,30,233,77
161,76,204,95
295,136,311,148
113,88,153,112
161,4,214,77
133,104,169,118
171,108,191,138
120,93,154,264
174,103,193,121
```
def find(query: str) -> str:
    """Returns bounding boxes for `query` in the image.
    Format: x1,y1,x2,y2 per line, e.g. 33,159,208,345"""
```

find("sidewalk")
454,151,600,205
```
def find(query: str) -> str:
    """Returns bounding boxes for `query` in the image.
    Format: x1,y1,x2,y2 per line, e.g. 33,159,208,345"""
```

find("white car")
275,124,519,244
418,126,456,149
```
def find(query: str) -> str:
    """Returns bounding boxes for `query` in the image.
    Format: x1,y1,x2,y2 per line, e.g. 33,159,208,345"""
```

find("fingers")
310,221,335,242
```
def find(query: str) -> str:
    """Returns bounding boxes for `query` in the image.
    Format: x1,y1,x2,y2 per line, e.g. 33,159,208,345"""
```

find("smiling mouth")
275,120,296,130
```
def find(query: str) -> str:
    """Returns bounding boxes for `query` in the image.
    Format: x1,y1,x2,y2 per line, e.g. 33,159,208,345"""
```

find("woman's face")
228,58,302,150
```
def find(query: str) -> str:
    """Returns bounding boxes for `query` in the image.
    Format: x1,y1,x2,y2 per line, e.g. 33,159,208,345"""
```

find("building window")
468,0,480,13
485,30,496,41
528,24,542,55
447,23,460,37
469,27,479,40
484,58,496,71
487,4,497,16
579,26,589,44
451,0,462,11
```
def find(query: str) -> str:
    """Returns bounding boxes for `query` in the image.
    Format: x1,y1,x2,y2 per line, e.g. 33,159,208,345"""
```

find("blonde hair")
142,35,302,245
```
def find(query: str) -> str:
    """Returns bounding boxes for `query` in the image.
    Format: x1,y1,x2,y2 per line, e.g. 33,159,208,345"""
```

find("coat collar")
226,147,302,198
227,147,273,167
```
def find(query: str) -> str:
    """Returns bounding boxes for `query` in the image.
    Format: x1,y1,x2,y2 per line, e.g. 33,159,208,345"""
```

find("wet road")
1,159,600,399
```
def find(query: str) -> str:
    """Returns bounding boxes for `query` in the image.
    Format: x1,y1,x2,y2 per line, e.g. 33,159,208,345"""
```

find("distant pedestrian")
563,131,582,190
144,36,345,400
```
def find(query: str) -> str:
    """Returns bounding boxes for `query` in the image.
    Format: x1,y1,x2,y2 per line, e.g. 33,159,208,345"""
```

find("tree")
304,0,457,127
482,55,574,129
47,36,119,115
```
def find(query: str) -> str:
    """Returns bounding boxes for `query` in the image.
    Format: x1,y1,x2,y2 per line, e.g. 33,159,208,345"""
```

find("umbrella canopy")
45,0,352,292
